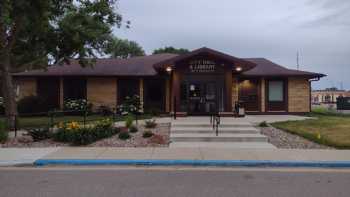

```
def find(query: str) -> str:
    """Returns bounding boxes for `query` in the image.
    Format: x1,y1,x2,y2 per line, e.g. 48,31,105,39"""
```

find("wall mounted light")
166,66,172,73
235,67,242,72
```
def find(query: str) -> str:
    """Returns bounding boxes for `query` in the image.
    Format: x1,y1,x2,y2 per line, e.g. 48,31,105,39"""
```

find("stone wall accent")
87,77,117,109
288,77,310,112
261,78,265,112
232,77,239,106
16,78,37,99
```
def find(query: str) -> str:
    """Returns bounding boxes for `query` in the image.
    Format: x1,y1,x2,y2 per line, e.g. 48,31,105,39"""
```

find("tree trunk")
0,55,17,129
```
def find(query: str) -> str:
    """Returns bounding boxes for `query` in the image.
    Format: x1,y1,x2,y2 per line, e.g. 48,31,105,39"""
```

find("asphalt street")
0,167,350,197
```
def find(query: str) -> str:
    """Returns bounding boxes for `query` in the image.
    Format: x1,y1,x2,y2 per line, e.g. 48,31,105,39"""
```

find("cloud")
303,0,350,27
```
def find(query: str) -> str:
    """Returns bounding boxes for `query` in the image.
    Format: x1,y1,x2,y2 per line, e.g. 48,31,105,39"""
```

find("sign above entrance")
189,60,216,73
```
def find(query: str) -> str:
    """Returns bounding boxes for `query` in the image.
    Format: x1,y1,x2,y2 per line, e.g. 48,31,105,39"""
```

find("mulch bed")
0,123,170,148
260,126,333,149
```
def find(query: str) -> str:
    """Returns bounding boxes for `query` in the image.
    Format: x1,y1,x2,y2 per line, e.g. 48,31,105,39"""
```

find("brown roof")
14,53,178,77
242,58,325,78
14,48,325,78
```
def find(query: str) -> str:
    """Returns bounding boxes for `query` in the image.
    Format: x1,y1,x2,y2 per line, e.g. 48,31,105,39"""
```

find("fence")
2,109,145,136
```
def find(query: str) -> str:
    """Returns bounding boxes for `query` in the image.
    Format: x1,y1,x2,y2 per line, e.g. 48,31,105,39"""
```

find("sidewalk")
0,148,59,166
2,147,350,167
38,147,350,161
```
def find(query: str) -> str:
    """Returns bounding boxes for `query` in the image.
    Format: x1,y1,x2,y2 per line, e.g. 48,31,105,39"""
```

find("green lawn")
271,112,350,149
0,114,153,129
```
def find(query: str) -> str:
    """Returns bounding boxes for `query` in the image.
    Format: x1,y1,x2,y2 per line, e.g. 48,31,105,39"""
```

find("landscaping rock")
260,126,332,149
17,136,34,143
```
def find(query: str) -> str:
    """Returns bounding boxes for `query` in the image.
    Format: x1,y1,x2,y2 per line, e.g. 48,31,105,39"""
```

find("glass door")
187,82,217,115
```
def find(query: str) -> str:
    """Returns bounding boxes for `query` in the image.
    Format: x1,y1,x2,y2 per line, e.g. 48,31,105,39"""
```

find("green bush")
118,131,130,140
54,119,118,145
145,119,157,128
0,120,8,143
258,121,269,127
28,127,51,141
17,96,49,114
142,131,154,138
129,125,138,133
125,115,134,128
0,97,4,115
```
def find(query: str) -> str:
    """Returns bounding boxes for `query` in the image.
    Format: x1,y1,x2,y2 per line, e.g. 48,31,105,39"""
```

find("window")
268,81,284,102
118,79,139,104
144,79,165,112
63,77,87,100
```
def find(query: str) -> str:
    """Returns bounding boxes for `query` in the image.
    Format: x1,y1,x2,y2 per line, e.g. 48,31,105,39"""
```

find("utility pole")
296,51,300,70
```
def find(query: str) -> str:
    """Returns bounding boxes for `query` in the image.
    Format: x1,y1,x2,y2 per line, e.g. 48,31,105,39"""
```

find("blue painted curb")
34,159,350,168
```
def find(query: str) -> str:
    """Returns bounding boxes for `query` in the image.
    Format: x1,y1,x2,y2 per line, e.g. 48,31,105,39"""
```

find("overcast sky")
114,0,350,90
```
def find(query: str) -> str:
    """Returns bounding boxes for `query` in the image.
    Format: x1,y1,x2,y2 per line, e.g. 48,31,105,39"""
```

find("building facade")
14,47,325,115
312,88,350,104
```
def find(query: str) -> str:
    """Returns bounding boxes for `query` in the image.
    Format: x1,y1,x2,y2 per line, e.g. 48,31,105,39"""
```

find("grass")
0,114,152,129
271,109,350,149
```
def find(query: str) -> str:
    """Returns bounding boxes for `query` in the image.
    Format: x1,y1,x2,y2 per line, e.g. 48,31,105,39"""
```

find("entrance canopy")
153,47,256,73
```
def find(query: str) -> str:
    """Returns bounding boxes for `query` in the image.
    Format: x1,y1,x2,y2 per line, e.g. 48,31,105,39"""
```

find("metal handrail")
210,112,220,136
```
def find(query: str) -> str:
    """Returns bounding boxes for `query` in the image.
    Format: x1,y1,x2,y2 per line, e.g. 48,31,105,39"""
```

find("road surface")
0,167,350,197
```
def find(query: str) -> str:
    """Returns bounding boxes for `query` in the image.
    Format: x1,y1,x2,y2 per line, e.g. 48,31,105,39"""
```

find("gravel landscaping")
89,123,170,147
260,126,332,149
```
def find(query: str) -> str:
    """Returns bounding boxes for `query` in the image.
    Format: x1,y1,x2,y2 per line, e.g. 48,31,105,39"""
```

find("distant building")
312,87,350,105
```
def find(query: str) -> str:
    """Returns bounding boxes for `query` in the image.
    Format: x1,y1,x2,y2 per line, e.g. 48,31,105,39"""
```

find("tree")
153,46,189,55
105,37,145,58
0,0,125,128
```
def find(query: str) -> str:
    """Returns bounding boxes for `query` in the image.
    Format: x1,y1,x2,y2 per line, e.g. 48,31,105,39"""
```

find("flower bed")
54,119,119,145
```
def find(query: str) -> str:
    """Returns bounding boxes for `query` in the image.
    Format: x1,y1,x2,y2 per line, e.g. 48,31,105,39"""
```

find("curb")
34,159,350,168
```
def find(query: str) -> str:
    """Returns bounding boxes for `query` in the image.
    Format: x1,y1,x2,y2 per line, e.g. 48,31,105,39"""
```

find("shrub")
145,119,157,128
258,121,269,127
145,108,161,116
98,105,113,116
116,95,142,115
54,119,118,145
28,127,51,141
142,130,154,138
125,115,134,128
129,125,138,133
17,96,49,114
0,97,4,115
0,120,8,143
64,99,92,112
118,131,130,140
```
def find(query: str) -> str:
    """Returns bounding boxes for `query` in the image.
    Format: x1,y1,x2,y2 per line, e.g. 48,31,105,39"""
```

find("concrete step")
171,122,252,128
170,127,259,134
169,142,276,148
170,133,268,142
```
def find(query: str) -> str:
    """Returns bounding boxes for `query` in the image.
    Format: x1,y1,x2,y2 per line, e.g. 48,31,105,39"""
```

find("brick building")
13,47,325,115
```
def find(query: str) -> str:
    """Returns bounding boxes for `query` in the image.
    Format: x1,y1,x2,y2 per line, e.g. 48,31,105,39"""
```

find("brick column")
232,77,239,107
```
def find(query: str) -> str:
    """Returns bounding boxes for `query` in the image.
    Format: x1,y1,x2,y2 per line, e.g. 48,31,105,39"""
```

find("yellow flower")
317,133,321,140
57,122,64,129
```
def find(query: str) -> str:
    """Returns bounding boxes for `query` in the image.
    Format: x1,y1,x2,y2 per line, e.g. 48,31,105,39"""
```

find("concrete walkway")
40,147,350,161
0,148,60,166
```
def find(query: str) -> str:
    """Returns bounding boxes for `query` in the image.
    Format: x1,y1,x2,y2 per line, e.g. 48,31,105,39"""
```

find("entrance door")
187,82,217,115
